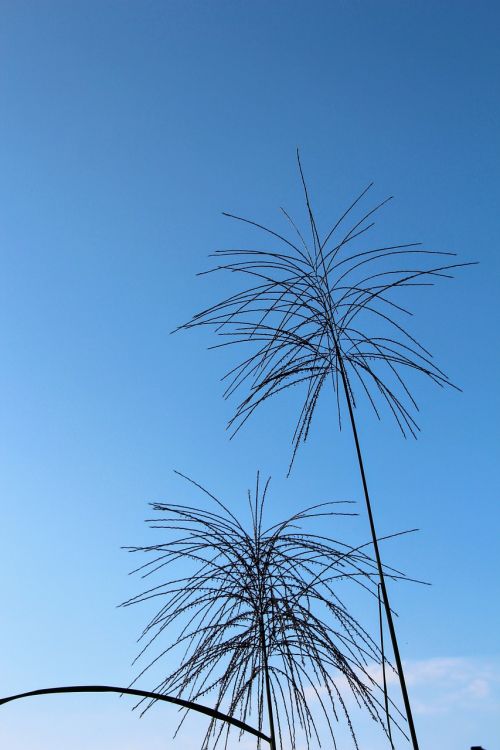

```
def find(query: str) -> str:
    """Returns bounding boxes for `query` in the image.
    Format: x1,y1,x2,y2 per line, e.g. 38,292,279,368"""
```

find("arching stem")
0,684,270,742
336,348,419,750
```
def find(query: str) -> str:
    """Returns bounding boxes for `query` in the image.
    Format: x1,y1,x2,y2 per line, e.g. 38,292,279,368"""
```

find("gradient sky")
0,2,498,748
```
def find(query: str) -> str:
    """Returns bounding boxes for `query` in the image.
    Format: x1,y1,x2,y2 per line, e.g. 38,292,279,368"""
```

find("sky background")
0,1,499,748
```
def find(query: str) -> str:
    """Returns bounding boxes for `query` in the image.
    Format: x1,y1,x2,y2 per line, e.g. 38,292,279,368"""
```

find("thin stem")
336,346,420,750
260,615,277,750
0,685,271,743
378,583,394,748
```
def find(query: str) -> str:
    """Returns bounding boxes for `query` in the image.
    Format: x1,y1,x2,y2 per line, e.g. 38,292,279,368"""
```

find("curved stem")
337,349,420,750
0,685,271,743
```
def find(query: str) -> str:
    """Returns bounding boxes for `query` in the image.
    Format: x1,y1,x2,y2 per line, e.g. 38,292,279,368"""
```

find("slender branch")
378,583,393,748
337,347,419,750
0,685,271,743
259,615,277,750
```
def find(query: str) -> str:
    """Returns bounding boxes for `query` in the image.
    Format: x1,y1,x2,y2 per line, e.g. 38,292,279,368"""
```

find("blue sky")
0,1,498,748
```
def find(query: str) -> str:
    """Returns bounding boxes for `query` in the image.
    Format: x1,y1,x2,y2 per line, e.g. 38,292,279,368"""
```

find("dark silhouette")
122,471,417,750
2,156,473,749
0,685,269,741
179,152,475,750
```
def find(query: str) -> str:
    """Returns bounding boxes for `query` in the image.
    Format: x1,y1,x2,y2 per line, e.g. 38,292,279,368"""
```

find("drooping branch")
122,471,414,750
0,684,271,742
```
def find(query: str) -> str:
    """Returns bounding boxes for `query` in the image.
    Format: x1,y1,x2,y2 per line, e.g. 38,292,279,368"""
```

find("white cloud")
399,656,500,716
298,655,500,749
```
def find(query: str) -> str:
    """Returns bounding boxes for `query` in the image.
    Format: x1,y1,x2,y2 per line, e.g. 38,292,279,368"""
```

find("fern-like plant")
178,154,474,749
122,472,414,750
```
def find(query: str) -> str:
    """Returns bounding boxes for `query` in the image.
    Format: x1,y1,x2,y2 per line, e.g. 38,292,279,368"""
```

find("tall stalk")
259,614,277,750
378,584,394,748
123,472,406,749
179,155,473,745
338,346,418,748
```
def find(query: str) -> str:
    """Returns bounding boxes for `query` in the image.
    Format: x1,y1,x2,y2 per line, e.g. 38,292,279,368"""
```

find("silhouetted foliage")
122,472,412,750
178,154,473,750
179,152,472,469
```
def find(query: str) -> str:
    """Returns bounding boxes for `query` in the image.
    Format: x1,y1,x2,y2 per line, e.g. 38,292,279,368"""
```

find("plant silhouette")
178,153,474,749
122,471,414,750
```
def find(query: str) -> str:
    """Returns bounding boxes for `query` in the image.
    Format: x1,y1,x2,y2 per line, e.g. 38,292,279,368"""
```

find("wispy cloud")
300,655,500,749
331,655,500,717
398,656,500,716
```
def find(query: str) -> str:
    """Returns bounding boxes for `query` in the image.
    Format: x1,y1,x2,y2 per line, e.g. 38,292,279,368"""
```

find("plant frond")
178,154,475,467
123,473,415,750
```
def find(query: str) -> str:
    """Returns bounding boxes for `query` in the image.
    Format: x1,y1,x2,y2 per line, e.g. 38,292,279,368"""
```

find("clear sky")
0,1,498,748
